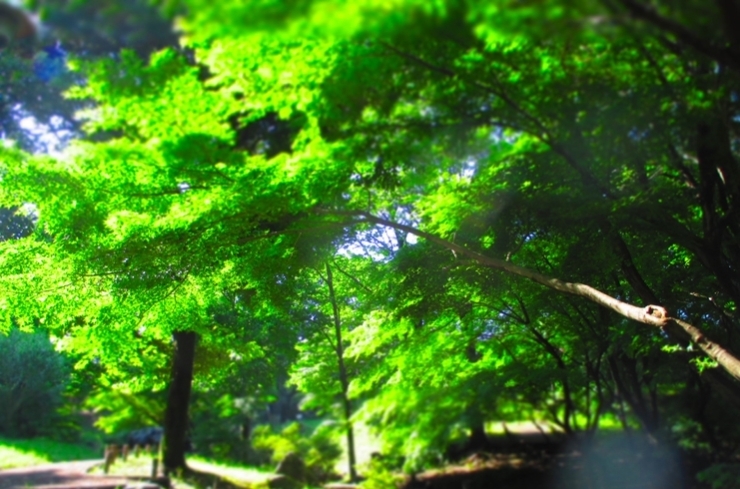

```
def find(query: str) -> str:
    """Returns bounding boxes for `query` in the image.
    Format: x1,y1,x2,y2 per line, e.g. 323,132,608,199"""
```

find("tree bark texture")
163,330,197,475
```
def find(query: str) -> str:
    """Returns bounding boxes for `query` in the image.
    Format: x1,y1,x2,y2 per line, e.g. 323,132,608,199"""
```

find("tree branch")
616,0,740,72
380,42,615,197
321,209,740,381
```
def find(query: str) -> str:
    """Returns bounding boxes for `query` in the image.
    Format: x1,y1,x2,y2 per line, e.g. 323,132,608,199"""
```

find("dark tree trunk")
608,354,659,433
163,330,197,475
696,118,740,308
467,419,488,452
528,325,575,433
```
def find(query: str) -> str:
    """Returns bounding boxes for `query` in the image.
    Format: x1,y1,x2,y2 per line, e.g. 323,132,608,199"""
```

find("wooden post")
103,444,119,474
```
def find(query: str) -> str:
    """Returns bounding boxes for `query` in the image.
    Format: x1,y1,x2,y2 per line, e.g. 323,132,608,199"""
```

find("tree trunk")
528,324,575,432
163,330,197,475
464,408,488,452
608,355,658,433
326,263,358,482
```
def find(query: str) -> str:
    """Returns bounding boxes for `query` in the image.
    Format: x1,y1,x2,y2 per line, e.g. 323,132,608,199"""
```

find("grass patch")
88,450,158,477
188,457,276,487
0,436,99,469
90,454,277,489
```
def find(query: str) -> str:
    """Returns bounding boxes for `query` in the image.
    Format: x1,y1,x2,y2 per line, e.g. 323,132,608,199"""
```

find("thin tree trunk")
326,263,358,482
527,325,575,432
163,330,197,475
608,355,657,433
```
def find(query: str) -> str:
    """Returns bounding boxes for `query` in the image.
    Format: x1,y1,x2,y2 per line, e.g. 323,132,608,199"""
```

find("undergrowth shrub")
0,329,69,438
251,421,341,483
359,455,406,489
697,464,740,489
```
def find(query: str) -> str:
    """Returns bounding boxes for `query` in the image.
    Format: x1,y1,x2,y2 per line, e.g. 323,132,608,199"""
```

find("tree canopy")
1,0,740,477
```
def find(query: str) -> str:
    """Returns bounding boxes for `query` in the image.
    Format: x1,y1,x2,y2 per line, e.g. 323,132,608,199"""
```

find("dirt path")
0,460,131,489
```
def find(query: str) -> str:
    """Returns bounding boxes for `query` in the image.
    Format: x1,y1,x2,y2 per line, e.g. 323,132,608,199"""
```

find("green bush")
0,329,69,438
0,436,99,469
359,455,406,489
697,464,740,489
251,421,342,483
187,391,271,464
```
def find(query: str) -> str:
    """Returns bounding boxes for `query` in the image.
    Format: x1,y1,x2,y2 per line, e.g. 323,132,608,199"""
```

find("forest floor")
90,456,277,489
0,460,130,489
0,458,278,489
0,431,713,489
404,432,703,489
0,450,707,489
